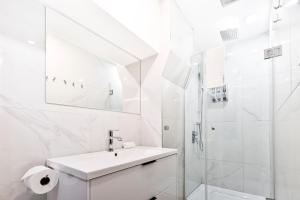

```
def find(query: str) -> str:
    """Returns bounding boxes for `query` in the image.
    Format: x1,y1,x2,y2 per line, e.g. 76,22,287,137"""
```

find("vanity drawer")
89,155,177,200
154,184,177,200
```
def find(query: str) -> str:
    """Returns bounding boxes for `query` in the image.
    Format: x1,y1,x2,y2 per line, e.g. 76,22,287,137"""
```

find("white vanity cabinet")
47,147,177,200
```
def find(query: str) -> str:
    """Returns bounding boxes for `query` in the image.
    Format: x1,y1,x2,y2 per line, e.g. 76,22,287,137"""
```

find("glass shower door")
204,34,274,200
185,61,206,199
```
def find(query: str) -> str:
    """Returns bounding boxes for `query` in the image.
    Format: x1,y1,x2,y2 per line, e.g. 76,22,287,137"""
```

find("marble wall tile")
206,160,244,192
275,119,300,171
207,85,242,123
241,76,272,122
0,105,142,200
244,164,272,197
275,169,300,200
291,66,300,89
0,35,46,110
0,106,89,200
274,17,300,200
242,121,271,167
272,8,300,200
206,122,242,163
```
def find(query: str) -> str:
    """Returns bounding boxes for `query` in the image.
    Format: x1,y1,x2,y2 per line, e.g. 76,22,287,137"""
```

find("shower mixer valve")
192,131,198,144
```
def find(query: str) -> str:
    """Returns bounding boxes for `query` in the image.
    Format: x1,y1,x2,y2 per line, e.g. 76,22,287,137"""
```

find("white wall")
92,0,161,51
139,0,171,147
40,0,157,60
0,0,170,200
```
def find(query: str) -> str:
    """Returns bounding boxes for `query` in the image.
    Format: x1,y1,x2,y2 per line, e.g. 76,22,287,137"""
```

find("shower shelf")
207,85,228,103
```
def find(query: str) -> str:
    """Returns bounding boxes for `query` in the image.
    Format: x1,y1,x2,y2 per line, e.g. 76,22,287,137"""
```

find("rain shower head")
220,28,238,41
219,0,239,7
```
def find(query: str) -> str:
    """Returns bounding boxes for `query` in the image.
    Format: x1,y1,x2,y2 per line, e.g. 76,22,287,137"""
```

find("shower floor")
187,184,266,200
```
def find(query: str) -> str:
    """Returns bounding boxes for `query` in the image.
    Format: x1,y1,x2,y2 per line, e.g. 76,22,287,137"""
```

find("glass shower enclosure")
163,0,300,200
202,34,274,200
163,31,275,200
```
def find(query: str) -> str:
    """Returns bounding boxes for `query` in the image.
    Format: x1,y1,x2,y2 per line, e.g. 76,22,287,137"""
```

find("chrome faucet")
108,130,123,152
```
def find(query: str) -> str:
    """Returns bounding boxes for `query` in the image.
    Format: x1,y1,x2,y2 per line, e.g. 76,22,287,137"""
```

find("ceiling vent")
220,29,238,41
220,0,239,7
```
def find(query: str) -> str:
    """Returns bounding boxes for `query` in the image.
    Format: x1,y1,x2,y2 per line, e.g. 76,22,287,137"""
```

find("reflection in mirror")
46,8,141,114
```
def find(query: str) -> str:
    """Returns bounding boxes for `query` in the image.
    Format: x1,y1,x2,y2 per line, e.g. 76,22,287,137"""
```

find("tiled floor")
187,184,265,200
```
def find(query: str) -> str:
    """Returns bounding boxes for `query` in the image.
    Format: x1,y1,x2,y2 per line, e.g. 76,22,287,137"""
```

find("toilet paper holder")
21,166,59,195
40,175,51,186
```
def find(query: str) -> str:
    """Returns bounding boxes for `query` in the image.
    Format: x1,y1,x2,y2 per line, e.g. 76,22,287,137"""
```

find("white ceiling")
175,0,272,51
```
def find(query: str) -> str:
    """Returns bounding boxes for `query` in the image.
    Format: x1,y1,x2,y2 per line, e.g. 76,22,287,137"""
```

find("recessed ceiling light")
245,14,258,24
27,40,35,45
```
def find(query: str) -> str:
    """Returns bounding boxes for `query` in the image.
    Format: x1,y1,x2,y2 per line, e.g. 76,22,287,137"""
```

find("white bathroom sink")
47,146,177,180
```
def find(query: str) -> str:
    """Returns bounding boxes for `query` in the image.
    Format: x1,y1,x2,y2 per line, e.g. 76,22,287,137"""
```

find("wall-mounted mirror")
46,8,141,114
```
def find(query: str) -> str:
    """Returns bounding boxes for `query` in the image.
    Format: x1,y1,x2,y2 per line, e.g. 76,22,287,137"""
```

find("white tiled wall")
272,5,300,200
206,34,273,198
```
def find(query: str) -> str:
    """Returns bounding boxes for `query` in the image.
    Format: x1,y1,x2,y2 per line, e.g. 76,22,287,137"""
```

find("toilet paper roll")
21,166,58,194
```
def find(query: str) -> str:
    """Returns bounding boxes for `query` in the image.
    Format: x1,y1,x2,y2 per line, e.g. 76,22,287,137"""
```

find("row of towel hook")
46,75,84,89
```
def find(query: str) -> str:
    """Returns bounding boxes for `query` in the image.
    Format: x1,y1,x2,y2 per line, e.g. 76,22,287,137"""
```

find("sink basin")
47,146,177,180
